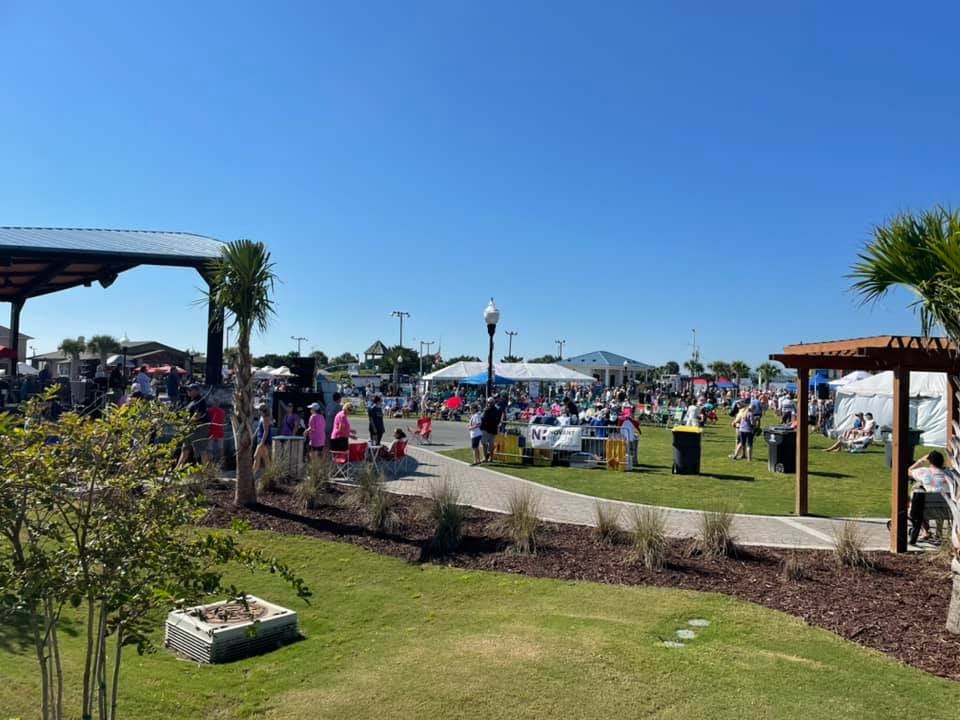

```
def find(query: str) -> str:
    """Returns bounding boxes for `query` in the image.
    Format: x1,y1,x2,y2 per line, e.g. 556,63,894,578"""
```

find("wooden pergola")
771,336,960,552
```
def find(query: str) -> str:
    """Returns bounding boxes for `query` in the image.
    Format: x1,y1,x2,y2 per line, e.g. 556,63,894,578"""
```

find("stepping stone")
676,629,696,640
688,619,710,627
661,640,685,649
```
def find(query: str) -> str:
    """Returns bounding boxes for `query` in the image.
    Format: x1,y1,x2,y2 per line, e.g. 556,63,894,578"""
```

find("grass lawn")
1,531,958,719
441,415,918,517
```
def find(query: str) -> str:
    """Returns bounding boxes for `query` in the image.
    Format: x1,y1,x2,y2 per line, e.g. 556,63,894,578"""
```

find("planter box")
165,595,299,663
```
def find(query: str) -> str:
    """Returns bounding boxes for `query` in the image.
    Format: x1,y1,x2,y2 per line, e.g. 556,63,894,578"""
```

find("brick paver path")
385,445,892,551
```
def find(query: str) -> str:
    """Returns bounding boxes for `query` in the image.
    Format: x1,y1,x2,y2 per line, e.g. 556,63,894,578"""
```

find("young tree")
205,239,277,507
0,396,309,720
86,335,120,371
58,337,87,379
730,360,751,386
500,355,523,363
849,206,960,632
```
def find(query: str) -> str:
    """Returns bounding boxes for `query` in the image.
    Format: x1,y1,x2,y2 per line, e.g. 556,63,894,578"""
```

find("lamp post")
555,339,565,361
484,299,500,399
119,332,130,381
419,340,435,379
291,335,308,355
623,360,629,391
505,330,518,359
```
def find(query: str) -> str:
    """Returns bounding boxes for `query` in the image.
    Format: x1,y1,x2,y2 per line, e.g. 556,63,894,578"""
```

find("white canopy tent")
833,371,947,447
828,370,872,388
423,361,595,384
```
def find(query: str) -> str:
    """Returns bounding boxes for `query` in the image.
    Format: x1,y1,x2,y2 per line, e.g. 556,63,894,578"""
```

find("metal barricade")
495,421,639,471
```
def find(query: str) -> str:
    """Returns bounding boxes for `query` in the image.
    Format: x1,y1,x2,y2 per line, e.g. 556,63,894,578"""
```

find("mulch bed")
200,484,960,681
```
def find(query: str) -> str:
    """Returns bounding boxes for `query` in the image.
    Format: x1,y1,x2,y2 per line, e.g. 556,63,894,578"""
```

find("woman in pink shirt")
330,401,357,452
303,402,327,459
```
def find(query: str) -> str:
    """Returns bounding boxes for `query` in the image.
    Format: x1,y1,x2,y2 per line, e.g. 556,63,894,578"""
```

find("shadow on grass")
810,471,856,479
0,610,82,654
702,473,755,482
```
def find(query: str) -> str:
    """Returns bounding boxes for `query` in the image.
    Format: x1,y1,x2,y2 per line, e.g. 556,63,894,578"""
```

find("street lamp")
484,299,500,399
119,332,130,379
624,360,629,390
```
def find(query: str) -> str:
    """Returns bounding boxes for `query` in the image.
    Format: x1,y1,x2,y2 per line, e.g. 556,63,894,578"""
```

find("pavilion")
560,351,655,387
771,336,960,552
0,227,226,385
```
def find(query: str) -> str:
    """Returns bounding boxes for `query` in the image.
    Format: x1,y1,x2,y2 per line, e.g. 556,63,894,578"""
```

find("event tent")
833,371,947,447
828,370,872,388
423,361,594,384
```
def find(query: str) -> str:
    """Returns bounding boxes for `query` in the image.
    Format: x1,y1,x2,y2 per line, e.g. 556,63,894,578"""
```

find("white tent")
833,371,947,447
828,370,872,388
17,362,39,376
271,366,295,377
423,361,594,384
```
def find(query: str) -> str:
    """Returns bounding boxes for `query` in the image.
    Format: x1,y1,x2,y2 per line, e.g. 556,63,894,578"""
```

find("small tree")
500,355,523,363
86,335,120,372
528,354,559,364
755,361,781,389
730,360,751,387
0,395,310,720
58,337,86,379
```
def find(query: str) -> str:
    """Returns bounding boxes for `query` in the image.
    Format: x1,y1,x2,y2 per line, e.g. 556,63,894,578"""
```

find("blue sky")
1,1,957,369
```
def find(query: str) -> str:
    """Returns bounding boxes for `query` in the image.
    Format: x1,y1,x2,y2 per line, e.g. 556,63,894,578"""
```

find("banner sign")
528,425,581,451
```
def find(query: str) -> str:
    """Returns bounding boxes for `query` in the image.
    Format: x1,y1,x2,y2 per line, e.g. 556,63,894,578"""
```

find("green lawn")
442,416,915,517
1,531,957,718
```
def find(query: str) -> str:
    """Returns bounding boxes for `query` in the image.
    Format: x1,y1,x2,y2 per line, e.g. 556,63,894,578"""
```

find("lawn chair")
329,450,352,481
410,417,432,444
383,440,412,477
844,434,875,453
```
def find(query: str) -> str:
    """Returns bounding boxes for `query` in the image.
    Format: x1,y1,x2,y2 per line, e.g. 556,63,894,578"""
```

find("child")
468,403,483,465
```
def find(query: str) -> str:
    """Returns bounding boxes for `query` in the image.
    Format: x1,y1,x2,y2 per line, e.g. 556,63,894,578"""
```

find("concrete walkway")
385,445,893,551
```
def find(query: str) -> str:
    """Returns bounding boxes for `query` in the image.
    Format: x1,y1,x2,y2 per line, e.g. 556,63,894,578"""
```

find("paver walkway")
387,445,893,551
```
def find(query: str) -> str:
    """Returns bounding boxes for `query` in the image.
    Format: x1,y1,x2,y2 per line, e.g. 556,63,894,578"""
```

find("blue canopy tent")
784,383,798,392
459,372,517,386
808,370,830,387
715,378,736,389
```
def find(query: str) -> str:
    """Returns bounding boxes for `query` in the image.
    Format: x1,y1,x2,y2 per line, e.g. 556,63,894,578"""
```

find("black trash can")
884,429,923,468
764,426,797,474
672,426,702,475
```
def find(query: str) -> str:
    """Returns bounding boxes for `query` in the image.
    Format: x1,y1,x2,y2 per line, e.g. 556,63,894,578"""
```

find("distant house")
560,350,655,387
0,324,31,360
34,339,188,377
364,340,388,368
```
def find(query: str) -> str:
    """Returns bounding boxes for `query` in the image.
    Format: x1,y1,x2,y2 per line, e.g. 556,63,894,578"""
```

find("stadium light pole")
484,299,500,399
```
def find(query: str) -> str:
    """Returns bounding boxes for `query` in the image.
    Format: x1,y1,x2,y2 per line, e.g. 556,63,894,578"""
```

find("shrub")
696,502,737,559
295,455,333,509
629,506,667,570
500,490,541,554
429,480,467,554
343,463,398,533
256,460,286,494
593,503,622,545
780,551,807,581
832,521,873,569
183,461,223,496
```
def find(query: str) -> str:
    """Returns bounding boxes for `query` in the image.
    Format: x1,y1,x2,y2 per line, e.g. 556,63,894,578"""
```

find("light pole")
291,335,308,355
119,332,130,381
623,360,629,392
391,310,410,348
484,299,500,399
505,330,518,359
555,339,565,361
419,340,435,379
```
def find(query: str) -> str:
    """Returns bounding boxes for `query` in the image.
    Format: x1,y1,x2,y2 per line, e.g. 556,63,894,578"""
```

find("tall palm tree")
707,361,731,380
849,206,960,632
683,359,704,377
58,337,86,380
730,361,751,387
86,334,120,372
755,362,781,389
205,240,277,507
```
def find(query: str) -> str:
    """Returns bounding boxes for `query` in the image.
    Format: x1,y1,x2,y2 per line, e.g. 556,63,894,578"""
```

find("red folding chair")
386,440,411,477
410,417,432,445
329,450,352,481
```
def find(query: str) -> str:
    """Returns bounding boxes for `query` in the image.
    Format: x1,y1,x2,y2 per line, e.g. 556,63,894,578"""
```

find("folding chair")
410,417,432,445
385,440,412,477
329,450,352,481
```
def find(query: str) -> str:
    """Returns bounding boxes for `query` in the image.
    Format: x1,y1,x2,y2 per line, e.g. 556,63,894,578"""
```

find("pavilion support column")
947,374,959,458
890,365,910,553
8,298,23,376
205,284,224,387
795,367,809,516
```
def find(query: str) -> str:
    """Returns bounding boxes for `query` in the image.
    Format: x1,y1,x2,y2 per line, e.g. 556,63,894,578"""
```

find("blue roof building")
559,351,655,387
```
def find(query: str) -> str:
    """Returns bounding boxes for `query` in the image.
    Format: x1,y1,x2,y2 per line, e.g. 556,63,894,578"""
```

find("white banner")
528,425,581,451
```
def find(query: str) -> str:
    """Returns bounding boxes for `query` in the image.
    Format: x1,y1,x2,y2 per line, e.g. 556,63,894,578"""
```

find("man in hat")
479,397,501,463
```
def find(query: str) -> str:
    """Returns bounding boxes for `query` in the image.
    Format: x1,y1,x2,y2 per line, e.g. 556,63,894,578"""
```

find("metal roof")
0,227,224,261
560,350,654,369
0,227,225,302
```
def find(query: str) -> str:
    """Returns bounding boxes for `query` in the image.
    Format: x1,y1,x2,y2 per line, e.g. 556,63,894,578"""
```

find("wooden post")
796,367,809,515
948,374,959,457
8,298,23,377
890,365,910,553
204,279,224,387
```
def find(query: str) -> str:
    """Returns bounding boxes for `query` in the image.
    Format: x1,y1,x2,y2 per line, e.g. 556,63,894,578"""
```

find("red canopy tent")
0,347,17,360
692,377,708,385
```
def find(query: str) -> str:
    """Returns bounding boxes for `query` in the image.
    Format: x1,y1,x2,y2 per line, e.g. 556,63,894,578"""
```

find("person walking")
207,398,225,467
729,403,755,461
468,403,483,465
330,401,357,452
325,392,342,447
166,368,181,405
368,395,385,446
252,405,273,475
304,402,326,459
479,397,501,463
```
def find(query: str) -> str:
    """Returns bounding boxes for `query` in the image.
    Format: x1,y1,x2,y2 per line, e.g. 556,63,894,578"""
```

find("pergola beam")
796,367,809,515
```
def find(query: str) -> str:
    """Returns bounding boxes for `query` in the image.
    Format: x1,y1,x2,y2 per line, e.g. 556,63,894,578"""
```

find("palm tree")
755,362,781,389
683,359,704,377
205,240,277,507
730,361,751,387
849,206,960,632
58,337,86,379
707,361,731,380
86,334,120,372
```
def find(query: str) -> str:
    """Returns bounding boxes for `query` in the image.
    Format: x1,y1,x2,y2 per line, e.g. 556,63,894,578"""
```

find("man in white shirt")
620,415,639,470
468,404,483,465
134,366,153,399
685,402,701,427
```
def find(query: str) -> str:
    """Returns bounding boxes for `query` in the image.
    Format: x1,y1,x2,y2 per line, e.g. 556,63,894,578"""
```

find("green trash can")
672,426,702,475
